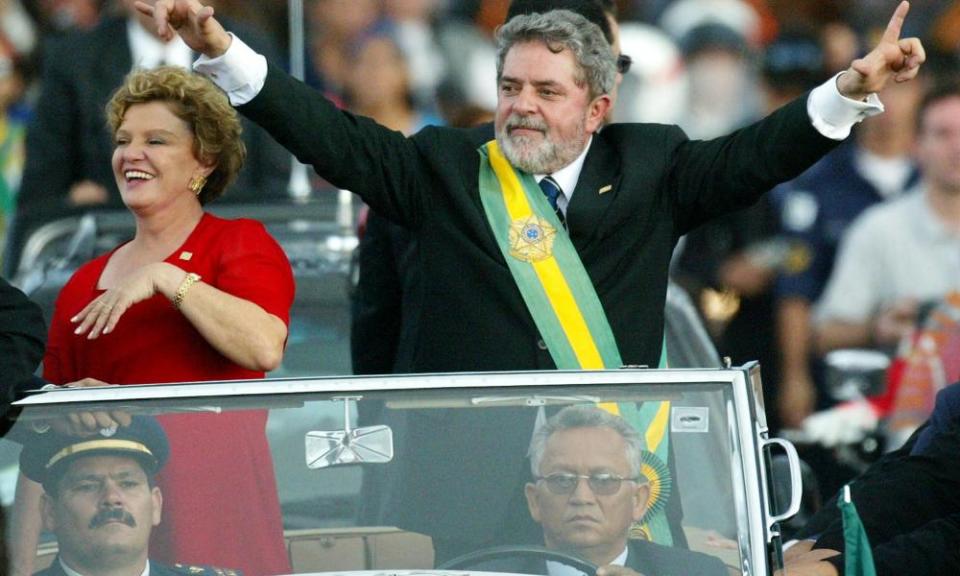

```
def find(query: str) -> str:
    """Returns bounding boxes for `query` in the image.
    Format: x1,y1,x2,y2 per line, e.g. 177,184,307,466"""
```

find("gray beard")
496,120,588,175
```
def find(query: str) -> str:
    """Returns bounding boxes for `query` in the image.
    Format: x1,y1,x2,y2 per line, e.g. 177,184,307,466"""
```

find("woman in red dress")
11,67,294,576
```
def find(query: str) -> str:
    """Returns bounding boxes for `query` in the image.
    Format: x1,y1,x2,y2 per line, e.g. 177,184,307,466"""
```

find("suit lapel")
565,134,621,253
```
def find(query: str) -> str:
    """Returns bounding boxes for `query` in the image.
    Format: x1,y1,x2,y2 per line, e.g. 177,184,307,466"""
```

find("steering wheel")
436,545,598,576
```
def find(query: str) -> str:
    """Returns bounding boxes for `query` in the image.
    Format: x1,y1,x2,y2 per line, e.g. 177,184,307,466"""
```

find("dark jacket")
809,383,960,575
477,540,728,576
239,62,839,544
35,557,240,576
1,278,45,414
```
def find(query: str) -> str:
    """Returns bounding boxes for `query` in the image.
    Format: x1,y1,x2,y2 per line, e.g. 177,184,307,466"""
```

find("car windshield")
1,369,778,576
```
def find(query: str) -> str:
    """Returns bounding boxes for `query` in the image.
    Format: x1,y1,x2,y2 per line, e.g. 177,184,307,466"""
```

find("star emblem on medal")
508,215,556,262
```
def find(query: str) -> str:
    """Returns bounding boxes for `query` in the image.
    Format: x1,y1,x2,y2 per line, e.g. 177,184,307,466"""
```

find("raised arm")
836,1,925,100
138,0,429,227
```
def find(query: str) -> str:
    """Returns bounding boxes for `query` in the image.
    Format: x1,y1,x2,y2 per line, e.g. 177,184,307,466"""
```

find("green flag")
840,485,877,576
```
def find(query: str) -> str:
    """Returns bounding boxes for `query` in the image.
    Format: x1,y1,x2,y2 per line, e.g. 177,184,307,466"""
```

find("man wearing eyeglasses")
524,406,727,576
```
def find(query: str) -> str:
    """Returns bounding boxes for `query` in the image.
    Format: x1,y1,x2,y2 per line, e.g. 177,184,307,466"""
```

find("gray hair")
496,10,617,100
529,405,646,479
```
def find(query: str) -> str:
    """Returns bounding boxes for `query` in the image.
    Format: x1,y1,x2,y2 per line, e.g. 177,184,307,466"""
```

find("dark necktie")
539,176,566,228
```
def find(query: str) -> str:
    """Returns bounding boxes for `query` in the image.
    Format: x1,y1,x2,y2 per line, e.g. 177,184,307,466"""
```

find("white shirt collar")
535,136,594,213
127,18,193,70
59,557,150,576
545,545,628,576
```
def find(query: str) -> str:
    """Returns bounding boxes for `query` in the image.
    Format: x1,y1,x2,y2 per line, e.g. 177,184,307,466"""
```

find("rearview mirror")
305,396,393,469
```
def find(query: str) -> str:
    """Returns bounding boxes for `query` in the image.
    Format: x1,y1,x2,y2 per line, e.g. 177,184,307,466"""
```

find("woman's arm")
71,262,287,371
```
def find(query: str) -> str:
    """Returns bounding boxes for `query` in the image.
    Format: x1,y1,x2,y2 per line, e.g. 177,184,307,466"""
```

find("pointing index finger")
881,1,910,44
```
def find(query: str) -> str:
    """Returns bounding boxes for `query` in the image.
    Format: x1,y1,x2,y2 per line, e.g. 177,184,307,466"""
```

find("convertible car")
2,365,802,576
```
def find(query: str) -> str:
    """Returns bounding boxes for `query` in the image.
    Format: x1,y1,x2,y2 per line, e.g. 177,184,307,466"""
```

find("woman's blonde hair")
106,66,245,205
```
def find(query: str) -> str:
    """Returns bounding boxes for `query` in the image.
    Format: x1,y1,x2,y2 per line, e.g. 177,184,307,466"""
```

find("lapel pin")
598,185,613,195
179,251,193,261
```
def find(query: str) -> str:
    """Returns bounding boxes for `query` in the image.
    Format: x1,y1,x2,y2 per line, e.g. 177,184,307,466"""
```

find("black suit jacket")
6,17,289,274
482,540,728,576
240,64,840,542
1,278,45,414
809,383,960,575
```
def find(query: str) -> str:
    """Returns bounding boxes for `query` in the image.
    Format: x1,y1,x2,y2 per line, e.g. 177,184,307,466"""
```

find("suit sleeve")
822,513,960,576
237,64,430,229
668,94,841,235
220,20,291,200
0,278,46,406
812,423,960,553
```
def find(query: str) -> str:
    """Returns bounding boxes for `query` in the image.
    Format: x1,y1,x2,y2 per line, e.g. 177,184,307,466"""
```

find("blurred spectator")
774,77,922,429
435,0,513,114
612,21,686,124
0,51,32,249
24,0,101,35
305,0,379,99
814,79,960,358
676,21,761,140
3,0,289,277
0,0,38,56
658,0,761,46
384,0,446,110
820,21,862,75
344,28,441,134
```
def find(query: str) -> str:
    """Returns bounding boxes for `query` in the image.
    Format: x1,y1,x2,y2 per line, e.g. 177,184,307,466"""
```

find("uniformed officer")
19,416,239,576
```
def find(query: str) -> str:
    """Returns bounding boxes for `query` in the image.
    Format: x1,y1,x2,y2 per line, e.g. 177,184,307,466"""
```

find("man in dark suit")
351,0,619,377
147,0,923,560
1,277,46,415
2,0,289,277
19,416,238,576
782,382,960,576
513,405,727,576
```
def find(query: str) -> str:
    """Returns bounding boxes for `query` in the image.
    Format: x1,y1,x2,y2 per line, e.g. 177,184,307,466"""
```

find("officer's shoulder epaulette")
171,563,243,576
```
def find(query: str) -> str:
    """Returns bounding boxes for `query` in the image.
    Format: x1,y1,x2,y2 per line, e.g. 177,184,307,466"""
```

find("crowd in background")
0,0,959,440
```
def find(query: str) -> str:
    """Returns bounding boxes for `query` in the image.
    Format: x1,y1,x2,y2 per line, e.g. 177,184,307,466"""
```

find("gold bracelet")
173,272,202,310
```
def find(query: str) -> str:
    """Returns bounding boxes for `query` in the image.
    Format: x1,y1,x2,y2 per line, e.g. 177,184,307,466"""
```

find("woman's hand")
71,262,186,339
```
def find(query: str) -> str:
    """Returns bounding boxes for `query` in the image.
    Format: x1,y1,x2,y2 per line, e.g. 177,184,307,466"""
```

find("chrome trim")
15,368,742,406
731,367,771,575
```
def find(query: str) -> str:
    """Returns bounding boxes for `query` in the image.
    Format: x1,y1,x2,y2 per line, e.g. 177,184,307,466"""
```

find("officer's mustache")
89,507,136,529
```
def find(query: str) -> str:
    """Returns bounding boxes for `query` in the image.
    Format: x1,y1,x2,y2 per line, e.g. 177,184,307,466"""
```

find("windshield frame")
11,366,776,575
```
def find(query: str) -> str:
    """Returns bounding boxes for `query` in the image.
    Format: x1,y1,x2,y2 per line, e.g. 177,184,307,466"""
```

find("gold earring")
188,175,207,196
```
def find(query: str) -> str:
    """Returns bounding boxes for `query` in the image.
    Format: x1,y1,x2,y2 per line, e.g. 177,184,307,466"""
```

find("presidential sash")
478,140,623,369
479,139,673,543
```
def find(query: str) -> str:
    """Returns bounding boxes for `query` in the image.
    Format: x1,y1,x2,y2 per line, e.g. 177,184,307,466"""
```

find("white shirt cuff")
193,33,267,106
807,72,884,140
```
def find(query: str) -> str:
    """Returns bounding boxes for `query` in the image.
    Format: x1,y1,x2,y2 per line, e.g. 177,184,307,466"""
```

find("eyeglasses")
616,54,632,75
535,472,636,496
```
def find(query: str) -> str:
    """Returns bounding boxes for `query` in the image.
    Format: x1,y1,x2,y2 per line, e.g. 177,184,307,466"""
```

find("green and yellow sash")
478,140,623,369
479,140,673,543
